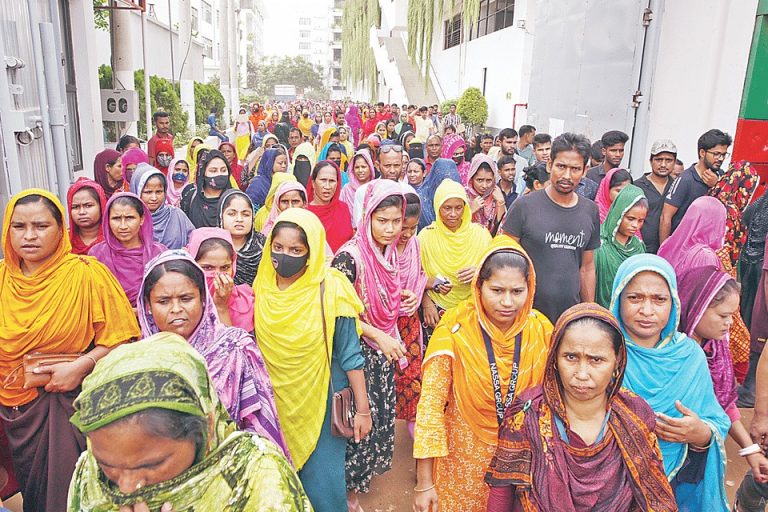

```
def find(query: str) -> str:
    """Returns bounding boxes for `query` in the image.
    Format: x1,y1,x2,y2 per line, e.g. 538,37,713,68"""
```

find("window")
202,37,213,59
333,48,342,61
300,30,310,38
191,7,199,31
299,17,311,25
299,42,311,50
470,0,515,40
444,14,462,49
202,1,212,24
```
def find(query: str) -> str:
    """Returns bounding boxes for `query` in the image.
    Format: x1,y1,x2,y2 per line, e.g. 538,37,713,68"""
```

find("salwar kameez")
395,313,423,421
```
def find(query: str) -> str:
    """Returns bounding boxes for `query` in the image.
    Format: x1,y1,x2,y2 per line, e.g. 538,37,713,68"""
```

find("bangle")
414,483,435,493
80,354,98,369
739,443,763,457
356,411,371,417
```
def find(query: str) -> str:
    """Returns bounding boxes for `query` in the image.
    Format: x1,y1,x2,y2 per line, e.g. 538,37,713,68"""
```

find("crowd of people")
0,98,767,512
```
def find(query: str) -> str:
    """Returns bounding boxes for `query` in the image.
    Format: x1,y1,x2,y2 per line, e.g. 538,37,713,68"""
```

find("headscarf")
67,177,107,255
413,157,461,231
68,333,307,511
189,143,212,183
137,251,287,456
677,265,738,421
253,173,297,233
709,160,759,266
396,113,414,137
120,148,150,190
219,141,244,186
441,133,469,184
297,114,314,139
245,148,283,209
345,105,362,146
318,127,337,152
1,189,139,407
608,254,730,510
186,136,205,170
422,236,552,445
657,196,726,274
418,179,492,310
151,137,175,175
183,149,232,228
88,192,166,305
254,209,364,469
317,142,349,173
398,186,428,316
93,148,123,198
217,189,266,286
165,157,190,207
186,228,256,333
340,150,375,216
338,180,404,347
595,167,622,222
261,181,307,236
464,153,499,231
252,120,267,148
485,303,676,512
594,184,647,307
306,161,354,253
130,164,194,249
291,142,316,188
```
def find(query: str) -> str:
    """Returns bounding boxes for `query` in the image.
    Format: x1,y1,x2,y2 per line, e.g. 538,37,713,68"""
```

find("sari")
413,157,461,231
485,303,676,512
120,148,150,191
187,228,257,333
181,149,233,228
92,148,123,199
345,105,363,146
306,161,354,253
217,189,267,287
717,247,751,380
465,153,500,232
658,196,726,274
709,160,758,266
594,184,647,307
414,236,553,511
254,209,364,470
245,148,283,209
88,192,166,305
67,177,107,255
254,173,298,233
165,157,190,207
261,181,307,236
1,189,139,511
678,265,739,423
595,168,622,222
609,254,731,511
441,133,469,184
418,179,492,311
68,333,310,511
137,251,287,456
130,164,194,249
340,150,375,216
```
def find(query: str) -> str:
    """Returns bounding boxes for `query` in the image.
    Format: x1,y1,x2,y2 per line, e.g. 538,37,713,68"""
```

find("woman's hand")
655,401,713,447
469,196,484,214
401,290,419,317
456,266,475,285
422,298,440,328
373,330,405,362
39,359,92,393
211,273,234,308
751,413,768,451
413,487,438,512
746,452,768,484
492,186,505,204
353,412,373,443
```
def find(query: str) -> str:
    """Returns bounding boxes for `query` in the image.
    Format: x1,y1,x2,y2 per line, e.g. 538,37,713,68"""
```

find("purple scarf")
137,250,290,461
658,196,726,274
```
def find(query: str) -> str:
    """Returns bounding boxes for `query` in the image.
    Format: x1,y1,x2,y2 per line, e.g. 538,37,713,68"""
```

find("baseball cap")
650,139,678,156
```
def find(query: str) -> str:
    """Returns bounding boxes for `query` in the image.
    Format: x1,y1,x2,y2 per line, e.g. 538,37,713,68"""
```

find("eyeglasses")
705,150,730,160
380,144,403,154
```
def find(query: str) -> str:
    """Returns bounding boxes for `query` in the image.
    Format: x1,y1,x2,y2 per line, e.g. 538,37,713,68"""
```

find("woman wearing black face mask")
254,208,373,512
181,149,232,228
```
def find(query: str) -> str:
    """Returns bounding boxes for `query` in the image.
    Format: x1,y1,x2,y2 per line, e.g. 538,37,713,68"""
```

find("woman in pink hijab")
442,133,470,185
340,149,376,217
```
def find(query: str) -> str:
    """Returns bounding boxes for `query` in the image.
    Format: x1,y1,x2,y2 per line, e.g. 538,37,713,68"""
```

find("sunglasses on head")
380,144,403,154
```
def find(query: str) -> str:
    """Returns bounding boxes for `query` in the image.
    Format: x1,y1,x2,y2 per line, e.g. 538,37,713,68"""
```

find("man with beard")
635,140,677,253
659,128,731,243
586,130,628,184
500,132,600,322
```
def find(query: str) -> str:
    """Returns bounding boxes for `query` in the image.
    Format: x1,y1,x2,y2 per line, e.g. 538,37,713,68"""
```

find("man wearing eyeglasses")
352,143,404,224
659,128,732,243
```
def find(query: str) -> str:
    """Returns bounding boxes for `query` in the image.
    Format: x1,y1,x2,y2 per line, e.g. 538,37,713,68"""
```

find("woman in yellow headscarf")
188,142,212,183
186,136,205,169
253,172,298,232
291,141,316,189
253,208,372,512
413,236,553,512
419,179,492,342
0,189,140,511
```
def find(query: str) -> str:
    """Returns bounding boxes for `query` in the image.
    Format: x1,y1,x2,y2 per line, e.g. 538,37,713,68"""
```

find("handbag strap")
319,281,336,395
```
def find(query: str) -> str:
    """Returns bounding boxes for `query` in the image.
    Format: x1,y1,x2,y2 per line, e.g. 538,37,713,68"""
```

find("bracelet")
356,411,371,417
689,437,712,452
739,443,763,457
80,355,98,369
413,483,435,493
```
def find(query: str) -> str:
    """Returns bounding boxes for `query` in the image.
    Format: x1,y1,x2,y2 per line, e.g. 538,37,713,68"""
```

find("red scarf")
306,161,354,253
66,177,107,255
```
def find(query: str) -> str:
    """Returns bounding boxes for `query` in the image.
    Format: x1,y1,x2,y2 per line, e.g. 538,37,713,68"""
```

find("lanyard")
481,327,522,426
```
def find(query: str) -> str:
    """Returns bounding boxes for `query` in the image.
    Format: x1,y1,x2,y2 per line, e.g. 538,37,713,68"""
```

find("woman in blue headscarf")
609,254,730,511
412,158,461,231
244,148,289,210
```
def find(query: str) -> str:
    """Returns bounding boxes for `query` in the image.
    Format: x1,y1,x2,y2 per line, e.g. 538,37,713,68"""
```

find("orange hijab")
0,189,140,406
422,235,553,445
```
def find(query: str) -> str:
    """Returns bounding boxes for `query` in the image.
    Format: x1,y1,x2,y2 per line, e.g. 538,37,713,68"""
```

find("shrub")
440,99,459,115
194,81,225,130
457,87,488,128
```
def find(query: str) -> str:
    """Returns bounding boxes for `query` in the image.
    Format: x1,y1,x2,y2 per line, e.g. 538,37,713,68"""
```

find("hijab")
340,150,375,216
219,141,243,186
709,160,759,266
217,189,267,287
413,157,462,231
345,105,362,146
441,133,469,184
189,143,213,183
152,137,175,175
253,173,297,233
93,148,123,198
418,179,492,310
183,149,233,228
186,228,256,333
261,181,307,236
291,142,316,188
245,148,283,209
67,177,107,255
165,157,190,207
595,168,622,222
464,153,499,231
186,136,205,170
306,161,354,253
130,164,194,249
657,196,726,274
121,148,150,190
88,192,166,305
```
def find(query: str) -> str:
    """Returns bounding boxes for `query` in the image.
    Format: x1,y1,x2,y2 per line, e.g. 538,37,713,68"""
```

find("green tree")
457,87,488,129
194,81,225,130
93,0,109,31
134,70,189,137
248,56,328,99
440,98,459,115
342,0,380,99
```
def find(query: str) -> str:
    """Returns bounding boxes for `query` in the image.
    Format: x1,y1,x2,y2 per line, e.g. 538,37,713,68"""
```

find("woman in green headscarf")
594,184,648,307
68,333,311,511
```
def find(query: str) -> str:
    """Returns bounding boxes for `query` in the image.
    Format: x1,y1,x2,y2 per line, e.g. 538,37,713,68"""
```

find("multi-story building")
239,0,266,88
329,0,345,99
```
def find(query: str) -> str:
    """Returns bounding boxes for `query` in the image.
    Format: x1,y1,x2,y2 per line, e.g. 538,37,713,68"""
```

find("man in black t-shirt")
659,128,732,243
500,132,600,323
635,139,677,253
586,130,628,185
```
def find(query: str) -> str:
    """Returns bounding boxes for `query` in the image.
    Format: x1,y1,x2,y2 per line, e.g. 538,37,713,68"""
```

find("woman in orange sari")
412,236,553,512
0,189,139,511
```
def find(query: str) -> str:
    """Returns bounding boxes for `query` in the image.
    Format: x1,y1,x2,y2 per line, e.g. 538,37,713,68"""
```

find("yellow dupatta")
253,209,363,468
186,137,204,170
422,235,553,445
0,189,140,407
253,173,298,232
317,127,336,152
418,179,492,310
188,143,212,183
292,142,317,168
